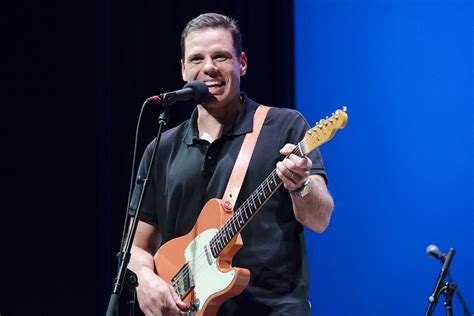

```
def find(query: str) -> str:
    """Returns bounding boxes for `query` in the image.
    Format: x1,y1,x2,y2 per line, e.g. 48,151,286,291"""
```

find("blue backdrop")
294,0,473,315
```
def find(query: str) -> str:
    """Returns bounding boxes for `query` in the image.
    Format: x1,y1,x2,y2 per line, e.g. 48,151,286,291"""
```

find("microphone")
426,244,447,262
146,80,209,106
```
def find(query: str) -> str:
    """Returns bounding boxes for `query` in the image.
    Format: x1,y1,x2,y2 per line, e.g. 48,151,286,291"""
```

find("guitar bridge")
172,262,195,299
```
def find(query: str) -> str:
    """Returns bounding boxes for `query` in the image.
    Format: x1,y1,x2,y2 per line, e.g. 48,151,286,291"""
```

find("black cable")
113,99,148,316
119,99,148,252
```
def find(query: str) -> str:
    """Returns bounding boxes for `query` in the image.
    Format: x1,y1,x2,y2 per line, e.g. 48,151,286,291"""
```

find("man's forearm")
291,175,334,233
129,244,156,275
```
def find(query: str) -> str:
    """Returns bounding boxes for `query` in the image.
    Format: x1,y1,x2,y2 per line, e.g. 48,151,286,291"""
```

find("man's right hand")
135,267,187,316
128,220,187,316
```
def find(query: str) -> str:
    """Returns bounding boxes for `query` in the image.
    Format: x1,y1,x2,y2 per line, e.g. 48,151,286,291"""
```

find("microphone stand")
425,248,458,316
447,273,473,316
425,248,455,316
106,106,171,316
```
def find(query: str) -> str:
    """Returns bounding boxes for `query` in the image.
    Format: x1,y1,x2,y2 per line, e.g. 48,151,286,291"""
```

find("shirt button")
208,156,212,160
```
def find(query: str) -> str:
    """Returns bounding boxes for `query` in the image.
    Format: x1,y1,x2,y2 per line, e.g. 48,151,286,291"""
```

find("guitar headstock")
301,106,348,154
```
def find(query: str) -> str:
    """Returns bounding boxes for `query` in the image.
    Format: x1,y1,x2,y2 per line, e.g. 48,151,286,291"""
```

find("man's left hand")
276,143,312,192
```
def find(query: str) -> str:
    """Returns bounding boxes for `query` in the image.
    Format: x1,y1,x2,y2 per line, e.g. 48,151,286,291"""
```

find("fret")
241,208,247,223
226,226,232,241
219,234,226,252
245,207,253,221
222,229,228,245
236,212,243,231
231,216,238,233
221,234,226,249
213,235,219,252
211,241,218,257
235,211,243,233
297,142,304,156
229,222,237,237
213,236,220,252
250,202,255,215
221,225,227,242
234,216,239,229
249,198,256,214
243,207,250,220
248,201,254,213
250,195,257,209
210,241,219,258
254,197,259,210
216,235,223,251
256,189,263,207
266,177,273,193
271,172,278,188
256,190,262,204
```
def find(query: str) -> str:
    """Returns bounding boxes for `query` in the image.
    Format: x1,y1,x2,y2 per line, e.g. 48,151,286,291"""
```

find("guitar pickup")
204,244,213,265
172,262,195,299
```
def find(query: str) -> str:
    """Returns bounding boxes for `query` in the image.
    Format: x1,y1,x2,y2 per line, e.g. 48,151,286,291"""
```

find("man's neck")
196,96,242,143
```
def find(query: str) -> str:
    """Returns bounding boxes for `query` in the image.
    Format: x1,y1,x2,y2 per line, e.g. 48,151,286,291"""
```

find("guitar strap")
222,105,270,210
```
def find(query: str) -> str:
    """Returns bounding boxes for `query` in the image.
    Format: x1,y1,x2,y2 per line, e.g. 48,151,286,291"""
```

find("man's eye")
190,57,203,63
215,56,228,62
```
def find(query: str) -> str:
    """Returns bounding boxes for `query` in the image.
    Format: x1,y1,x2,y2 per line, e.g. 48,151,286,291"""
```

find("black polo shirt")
130,93,327,314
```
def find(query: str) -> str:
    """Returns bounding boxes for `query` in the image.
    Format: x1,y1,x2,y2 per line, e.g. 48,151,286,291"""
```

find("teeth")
205,80,223,87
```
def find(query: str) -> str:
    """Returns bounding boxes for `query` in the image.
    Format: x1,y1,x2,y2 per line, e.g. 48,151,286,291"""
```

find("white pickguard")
184,228,235,310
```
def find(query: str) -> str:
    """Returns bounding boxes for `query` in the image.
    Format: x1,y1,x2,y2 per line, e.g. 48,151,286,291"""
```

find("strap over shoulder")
222,105,270,210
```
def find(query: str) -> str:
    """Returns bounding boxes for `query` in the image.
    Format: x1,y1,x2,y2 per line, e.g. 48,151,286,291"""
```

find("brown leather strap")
222,105,270,210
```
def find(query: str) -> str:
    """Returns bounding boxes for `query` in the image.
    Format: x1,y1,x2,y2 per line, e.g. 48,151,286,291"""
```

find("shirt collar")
183,92,259,145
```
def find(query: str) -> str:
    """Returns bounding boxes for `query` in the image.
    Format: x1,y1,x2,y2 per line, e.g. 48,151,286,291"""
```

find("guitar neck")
208,107,348,258
209,144,306,258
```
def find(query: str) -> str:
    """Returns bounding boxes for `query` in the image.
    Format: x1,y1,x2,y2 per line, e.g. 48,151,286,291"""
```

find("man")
128,13,334,315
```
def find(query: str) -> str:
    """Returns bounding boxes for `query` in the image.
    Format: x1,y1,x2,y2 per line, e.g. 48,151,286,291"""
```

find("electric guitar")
154,107,348,315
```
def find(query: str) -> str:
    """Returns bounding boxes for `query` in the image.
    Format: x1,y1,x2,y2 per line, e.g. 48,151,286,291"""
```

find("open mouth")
205,80,225,89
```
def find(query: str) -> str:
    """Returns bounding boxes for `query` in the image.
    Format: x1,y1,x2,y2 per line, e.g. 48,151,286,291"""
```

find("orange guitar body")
154,198,250,316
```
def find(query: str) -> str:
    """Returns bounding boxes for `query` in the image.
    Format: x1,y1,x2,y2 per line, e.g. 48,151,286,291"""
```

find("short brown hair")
181,13,242,58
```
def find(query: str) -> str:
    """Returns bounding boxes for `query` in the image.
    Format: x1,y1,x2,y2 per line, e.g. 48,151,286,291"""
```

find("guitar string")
172,170,284,293
205,138,308,250
171,170,282,293
171,168,284,294
171,124,330,295
205,121,334,251
171,123,332,295
172,123,333,299
173,114,344,303
172,147,296,285
205,120,332,252
170,146,306,292
171,122,333,296
206,115,340,254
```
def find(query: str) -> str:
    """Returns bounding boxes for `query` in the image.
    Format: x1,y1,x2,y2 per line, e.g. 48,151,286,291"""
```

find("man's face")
181,28,247,108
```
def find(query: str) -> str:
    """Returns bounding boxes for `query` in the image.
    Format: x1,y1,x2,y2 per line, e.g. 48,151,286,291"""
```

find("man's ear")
240,52,248,76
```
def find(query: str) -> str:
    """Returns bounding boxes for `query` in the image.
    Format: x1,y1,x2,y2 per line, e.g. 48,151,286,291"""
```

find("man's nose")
202,57,218,74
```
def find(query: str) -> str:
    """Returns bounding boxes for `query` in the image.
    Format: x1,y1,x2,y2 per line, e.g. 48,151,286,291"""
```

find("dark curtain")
3,0,294,315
